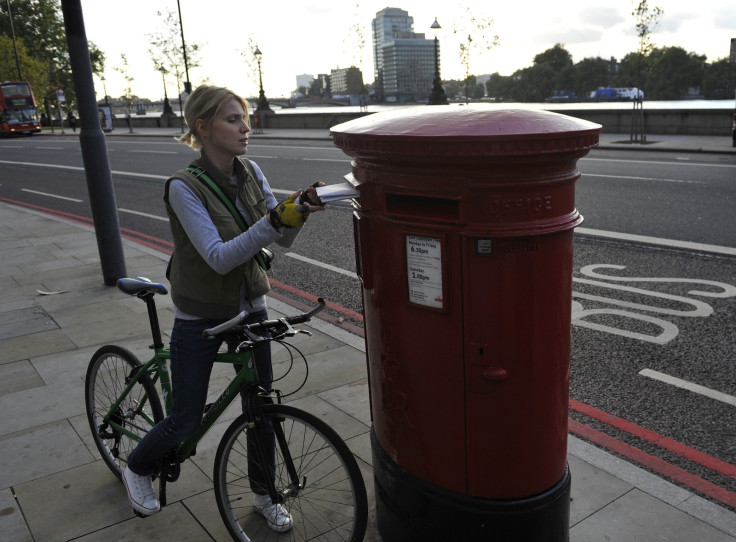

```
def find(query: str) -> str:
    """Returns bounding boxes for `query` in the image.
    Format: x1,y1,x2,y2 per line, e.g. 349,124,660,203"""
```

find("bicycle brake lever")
235,340,254,354
296,329,313,337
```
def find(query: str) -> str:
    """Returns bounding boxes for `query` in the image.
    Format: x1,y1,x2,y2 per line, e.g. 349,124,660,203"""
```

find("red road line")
569,419,736,509
570,399,736,480
269,278,364,322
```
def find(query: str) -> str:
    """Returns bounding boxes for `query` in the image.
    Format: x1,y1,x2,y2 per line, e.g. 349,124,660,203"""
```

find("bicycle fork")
245,391,303,504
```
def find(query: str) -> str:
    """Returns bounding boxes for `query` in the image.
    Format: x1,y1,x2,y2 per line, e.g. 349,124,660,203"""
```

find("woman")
122,85,323,533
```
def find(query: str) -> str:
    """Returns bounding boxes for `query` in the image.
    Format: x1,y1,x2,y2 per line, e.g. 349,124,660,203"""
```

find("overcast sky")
78,0,735,101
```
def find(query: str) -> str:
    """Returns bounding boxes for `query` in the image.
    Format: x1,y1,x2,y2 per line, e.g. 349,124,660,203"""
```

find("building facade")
372,7,437,102
330,67,364,95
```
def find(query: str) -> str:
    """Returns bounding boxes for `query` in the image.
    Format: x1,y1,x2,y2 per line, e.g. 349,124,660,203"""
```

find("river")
269,99,735,115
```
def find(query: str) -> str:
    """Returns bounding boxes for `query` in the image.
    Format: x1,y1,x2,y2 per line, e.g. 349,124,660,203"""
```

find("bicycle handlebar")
202,298,326,340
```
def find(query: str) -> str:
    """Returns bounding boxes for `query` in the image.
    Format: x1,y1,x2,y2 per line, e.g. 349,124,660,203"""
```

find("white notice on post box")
406,235,443,309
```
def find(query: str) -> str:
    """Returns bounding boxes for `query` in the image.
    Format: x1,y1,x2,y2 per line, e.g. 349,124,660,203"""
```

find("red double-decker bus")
0,81,42,136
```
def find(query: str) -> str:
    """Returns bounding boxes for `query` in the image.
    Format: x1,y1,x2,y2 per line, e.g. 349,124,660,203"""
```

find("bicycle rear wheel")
85,345,164,478
214,404,368,541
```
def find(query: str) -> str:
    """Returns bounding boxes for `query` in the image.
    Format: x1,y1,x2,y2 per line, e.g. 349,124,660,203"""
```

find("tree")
452,5,499,101
571,57,610,97
646,46,705,99
237,35,260,98
702,58,736,100
147,9,202,103
534,44,573,72
0,0,104,110
0,35,49,92
113,54,136,112
630,0,663,87
485,72,515,101
514,64,557,102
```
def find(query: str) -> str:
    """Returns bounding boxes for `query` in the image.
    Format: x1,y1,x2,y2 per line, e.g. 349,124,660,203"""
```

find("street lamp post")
254,46,272,112
5,0,22,80
176,0,191,95
428,18,448,105
159,67,173,115
100,75,109,106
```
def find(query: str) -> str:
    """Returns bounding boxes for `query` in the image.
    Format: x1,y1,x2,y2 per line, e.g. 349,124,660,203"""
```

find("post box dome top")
330,104,601,160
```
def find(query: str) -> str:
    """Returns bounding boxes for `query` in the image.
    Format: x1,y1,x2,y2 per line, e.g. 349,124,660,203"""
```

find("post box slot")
386,194,460,221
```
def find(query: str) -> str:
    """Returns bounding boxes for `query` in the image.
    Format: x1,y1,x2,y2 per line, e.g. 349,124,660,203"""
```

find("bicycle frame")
101,288,261,464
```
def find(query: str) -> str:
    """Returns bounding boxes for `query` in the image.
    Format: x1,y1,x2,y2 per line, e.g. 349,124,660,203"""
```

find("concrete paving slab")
0,378,86,435
181,488,233,541
0,329,76,365
0,488,32,542
0,420,92,487
0,359,45,396
0,307,58,340
568,454,632,525
15,461,128,541
570,488,735,541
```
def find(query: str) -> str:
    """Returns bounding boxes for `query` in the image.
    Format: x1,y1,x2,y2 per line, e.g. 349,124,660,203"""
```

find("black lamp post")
159,66,173,114
254,46,272,112
428,17,448,105
100,75,110,106
176,0,191,94
6,0,22,80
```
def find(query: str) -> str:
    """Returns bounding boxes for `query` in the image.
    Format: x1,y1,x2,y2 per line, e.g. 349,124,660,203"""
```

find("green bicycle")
84,276,368,541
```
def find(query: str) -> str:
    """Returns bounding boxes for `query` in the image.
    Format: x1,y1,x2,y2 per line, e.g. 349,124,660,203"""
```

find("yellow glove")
270,195,309,228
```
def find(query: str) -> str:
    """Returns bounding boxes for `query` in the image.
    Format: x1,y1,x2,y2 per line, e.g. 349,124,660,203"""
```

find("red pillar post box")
331,105,600,541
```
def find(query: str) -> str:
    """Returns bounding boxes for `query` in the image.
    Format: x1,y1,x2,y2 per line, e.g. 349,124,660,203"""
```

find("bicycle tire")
85,345,164,479
214,404,368,541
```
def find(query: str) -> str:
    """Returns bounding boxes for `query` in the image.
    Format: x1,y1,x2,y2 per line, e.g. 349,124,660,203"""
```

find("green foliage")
632,0,663,57
701,58,736,99
482,42,732,102
0,0,105,110
534,44,573,71
0,35,49,91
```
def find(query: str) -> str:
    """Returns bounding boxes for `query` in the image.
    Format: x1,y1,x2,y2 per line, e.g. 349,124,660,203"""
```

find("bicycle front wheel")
214,404,368,541
85,345,164,479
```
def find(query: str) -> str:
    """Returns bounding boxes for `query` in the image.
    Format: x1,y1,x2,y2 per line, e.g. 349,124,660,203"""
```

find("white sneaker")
122,466,160,516
253,493,293,532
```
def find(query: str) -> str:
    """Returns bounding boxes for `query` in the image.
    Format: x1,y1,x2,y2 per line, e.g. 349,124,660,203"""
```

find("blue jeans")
127,310,272,489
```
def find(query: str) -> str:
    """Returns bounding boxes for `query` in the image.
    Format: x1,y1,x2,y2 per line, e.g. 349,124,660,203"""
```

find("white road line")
130,150,178,154
35,146,63,150
639,369,736,407
2,159,734,257
582,157,736,169
583,173,704,184
284,252,358,278
302,158,351,163
575,227,736,256
118,208,169,221
21,189,82,202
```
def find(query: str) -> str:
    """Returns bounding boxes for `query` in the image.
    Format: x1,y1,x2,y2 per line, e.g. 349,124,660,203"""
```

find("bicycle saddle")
117,277,168,296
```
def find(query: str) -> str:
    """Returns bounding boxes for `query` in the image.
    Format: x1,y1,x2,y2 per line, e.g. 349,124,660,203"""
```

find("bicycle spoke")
214,404,367,541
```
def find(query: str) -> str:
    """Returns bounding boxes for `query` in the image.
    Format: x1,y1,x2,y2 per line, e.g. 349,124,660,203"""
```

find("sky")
78,0,736,102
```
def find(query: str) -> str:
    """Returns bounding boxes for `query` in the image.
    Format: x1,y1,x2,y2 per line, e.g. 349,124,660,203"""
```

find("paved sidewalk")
2,121,736,540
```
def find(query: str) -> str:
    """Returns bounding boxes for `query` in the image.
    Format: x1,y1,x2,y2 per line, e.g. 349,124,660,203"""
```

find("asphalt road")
1,135,735,509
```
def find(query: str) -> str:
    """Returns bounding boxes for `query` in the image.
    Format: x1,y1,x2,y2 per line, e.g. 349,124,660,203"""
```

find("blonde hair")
178,85,250,150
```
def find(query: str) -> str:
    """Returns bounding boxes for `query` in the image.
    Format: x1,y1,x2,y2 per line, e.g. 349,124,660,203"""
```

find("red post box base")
372,431,571,542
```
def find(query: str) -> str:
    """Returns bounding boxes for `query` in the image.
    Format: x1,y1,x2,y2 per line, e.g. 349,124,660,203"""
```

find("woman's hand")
298,182,326,211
